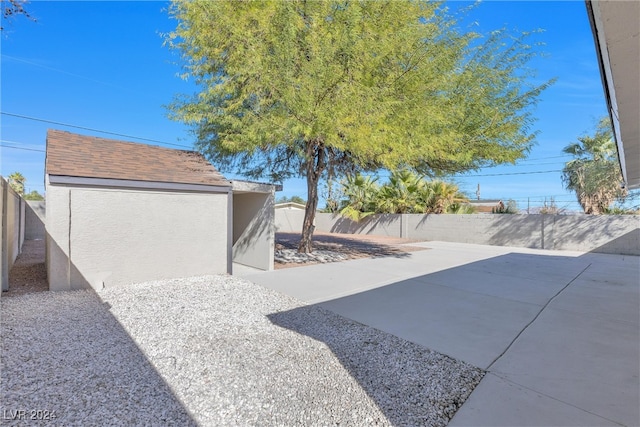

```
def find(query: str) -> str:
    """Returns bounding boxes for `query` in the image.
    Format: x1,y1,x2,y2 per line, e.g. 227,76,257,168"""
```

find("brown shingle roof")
46,129,230,187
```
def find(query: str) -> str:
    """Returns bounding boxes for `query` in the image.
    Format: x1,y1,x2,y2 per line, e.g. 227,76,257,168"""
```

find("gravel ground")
1,275,483,426
4,240,48,297
275,232,425,269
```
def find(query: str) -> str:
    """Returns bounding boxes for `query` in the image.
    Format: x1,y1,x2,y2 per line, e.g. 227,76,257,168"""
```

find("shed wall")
232,192,274,271
46,184,229,291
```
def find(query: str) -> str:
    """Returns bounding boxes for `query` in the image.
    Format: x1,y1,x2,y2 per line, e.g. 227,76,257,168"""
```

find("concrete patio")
244,241,640,426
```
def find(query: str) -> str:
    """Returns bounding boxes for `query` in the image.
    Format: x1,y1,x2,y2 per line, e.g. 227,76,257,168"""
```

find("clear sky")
1,1,613,211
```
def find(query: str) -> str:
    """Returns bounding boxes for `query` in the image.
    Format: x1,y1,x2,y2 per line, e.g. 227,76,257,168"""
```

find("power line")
1,111,193,149
0,144,46,153
518,154,572,161
452,169,562,178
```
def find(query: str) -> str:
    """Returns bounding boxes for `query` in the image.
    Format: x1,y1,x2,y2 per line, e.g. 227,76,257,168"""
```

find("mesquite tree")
166,0,552,252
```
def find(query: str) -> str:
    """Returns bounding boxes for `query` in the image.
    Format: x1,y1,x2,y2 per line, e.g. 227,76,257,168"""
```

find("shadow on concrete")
267,304,483,425
1,238,197,425
265,248,639,426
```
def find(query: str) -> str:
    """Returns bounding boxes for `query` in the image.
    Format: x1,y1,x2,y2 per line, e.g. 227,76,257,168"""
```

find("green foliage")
491,199,518,214
338,174,379,221
7,171,25,195
562,118,627,214
447,202,477,215
338,172,471,220
167,0,553,249
602,206,639,215
6,172,43,200
23,190,44,201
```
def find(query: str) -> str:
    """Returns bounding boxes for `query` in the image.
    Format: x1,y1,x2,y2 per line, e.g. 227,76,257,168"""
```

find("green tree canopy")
7,171,25,195
23,190,44,201
167,0,553,252
338,171,470,220
562,117,627,214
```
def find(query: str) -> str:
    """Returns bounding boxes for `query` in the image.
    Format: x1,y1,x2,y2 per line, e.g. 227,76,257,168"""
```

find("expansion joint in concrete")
486,263,593,371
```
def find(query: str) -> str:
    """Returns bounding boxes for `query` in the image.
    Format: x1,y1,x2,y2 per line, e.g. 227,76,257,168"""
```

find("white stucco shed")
45,129,234,291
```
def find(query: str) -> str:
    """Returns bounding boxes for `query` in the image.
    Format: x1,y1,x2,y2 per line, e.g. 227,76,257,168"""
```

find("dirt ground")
275,231,426,269
5,239,48,297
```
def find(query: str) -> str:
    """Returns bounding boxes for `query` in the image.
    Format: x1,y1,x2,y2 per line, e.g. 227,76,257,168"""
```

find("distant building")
468,199,503,214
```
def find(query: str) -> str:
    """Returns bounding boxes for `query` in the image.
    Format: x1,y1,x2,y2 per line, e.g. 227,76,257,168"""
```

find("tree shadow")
276,231,420,260
267,304,484,426
266,248,638,426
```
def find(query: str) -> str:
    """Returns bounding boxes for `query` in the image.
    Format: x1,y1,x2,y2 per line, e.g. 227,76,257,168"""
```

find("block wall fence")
275,210,640,256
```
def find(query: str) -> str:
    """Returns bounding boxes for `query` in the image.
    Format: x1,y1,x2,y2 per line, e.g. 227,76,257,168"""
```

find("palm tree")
421,180,469,214
562,118,627,214
377,170,426,214
7,172,25,195
339,174,379,221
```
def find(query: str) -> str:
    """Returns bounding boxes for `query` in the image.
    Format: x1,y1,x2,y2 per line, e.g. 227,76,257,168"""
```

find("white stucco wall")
46,184,229,291
232,191,274,271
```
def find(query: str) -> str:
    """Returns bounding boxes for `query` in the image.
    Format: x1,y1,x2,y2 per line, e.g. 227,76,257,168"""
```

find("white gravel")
275,249,350,265
1,275,483,426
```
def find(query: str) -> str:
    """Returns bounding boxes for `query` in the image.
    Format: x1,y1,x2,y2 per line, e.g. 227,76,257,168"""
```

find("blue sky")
1,1,613,211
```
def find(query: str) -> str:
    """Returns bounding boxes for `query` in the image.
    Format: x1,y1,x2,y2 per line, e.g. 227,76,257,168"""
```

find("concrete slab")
319,280,541,369
248,240,640,426
232,263,265,277
244,259,401,303
449,373,620,427
413,266,576,306
489,307,640,427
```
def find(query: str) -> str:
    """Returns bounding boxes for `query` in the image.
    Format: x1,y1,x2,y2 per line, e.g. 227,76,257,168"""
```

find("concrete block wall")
25,201,46,240
274,209,640,255
1,178,26,291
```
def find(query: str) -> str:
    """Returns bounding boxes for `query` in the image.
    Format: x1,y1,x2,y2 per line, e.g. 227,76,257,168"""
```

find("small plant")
603,206,640,215
491,199,518,214
539,197,561,215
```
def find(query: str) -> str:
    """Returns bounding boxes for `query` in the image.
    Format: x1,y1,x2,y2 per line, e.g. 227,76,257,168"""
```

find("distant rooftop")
46,129,230,187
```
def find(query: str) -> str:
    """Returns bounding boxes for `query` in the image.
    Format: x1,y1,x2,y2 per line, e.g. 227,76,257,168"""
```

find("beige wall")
274,208,306,235
1,178,25,291
25,201,46,240
46,184,230,291
275,210,640,255
232,191,274,271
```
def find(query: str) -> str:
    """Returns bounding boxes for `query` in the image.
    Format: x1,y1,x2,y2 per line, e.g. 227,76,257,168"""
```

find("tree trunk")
298,139,326,253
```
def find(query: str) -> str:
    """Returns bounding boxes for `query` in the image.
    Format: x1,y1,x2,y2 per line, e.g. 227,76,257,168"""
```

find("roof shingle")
46,129,230,187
